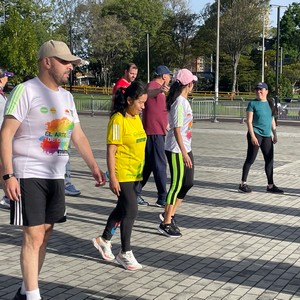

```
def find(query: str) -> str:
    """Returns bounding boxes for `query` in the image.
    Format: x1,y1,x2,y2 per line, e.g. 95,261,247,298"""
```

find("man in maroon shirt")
137,65,172,207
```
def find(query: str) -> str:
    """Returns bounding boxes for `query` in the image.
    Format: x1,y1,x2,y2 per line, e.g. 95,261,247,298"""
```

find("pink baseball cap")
175,69,198,85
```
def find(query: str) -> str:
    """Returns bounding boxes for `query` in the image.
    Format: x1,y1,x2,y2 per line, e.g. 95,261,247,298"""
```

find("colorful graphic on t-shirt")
40,116,74,155
186,120,193,139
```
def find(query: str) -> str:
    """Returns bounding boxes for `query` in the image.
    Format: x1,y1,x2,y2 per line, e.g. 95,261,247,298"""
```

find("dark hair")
267,97,277,116
125,63,138,71
111,81,147,117
166,80,186,111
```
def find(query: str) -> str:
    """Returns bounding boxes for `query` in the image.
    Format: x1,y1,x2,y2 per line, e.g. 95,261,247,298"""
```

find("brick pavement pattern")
1,115,300,300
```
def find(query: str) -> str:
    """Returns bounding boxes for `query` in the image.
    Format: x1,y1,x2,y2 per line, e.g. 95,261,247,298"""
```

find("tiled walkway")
1,115,300,299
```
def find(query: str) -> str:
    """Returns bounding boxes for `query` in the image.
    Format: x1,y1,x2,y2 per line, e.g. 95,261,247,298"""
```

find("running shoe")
267,185,284,194
137,195,149,206
155,198,166,207
159,213,180,233
116,250,142,271
12,288,26,300
65,184,81,196
158,222,182,238
238,183,252,193
0,196,10,209
92,237,115,261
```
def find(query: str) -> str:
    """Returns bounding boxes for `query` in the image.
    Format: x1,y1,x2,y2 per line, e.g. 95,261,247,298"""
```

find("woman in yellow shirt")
93,81,147,271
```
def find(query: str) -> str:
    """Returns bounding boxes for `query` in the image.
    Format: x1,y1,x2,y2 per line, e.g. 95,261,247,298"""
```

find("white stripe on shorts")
13,197,23,226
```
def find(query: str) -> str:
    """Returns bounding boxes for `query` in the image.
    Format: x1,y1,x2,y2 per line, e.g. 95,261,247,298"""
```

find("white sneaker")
0,196,10,209
92,237,115,261
116,250,142,271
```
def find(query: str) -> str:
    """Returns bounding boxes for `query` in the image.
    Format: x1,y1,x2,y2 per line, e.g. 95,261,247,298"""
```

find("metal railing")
73,96,300,122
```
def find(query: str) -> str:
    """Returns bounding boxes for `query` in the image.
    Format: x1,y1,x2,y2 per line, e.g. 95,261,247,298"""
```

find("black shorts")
10,178,66,226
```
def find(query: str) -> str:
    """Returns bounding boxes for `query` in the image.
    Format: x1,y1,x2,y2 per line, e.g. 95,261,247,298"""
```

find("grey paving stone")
2,118,300,299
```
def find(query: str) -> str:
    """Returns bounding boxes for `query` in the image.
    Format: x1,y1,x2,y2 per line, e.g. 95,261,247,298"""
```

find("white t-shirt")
0,92,6,127
165,95,193,153
5,77,79,179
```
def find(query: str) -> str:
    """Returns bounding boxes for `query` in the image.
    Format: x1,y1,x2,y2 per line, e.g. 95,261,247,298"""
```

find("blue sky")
189,0,295,26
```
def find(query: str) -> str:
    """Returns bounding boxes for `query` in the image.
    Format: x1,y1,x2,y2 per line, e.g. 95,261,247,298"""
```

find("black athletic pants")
241,132,274,184
102,181,138,252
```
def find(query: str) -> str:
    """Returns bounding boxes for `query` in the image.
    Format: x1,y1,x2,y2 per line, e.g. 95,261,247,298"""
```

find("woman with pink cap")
158,68,197,238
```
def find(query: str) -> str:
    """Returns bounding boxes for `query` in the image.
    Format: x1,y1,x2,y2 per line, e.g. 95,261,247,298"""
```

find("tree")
0,0,53,83
220,0,269,93
283,63,300,92
101,0,165,80
88,14,132,88
167,12,200,68
280,2,300,60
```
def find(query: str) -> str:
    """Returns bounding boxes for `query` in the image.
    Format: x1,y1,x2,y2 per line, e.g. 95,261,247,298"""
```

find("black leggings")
102,181,138,252
241,132,274,184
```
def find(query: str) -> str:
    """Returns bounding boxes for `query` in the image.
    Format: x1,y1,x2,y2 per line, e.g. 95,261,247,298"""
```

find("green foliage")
0,10,39,83
281,3,300,56
0,0,298,96
100,0,165,80
0,0,54,83
279,76,293,99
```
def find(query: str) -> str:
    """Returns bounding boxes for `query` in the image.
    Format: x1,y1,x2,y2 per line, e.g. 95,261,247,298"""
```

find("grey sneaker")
137,195,149,206
65,184,81,196
116,250,142,271
92,237,115,261
0,196,10,209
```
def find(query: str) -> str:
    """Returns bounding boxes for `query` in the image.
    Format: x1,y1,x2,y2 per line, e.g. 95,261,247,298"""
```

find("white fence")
73,97,300,122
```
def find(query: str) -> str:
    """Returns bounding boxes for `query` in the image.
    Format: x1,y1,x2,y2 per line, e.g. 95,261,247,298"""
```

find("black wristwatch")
2,173,15,180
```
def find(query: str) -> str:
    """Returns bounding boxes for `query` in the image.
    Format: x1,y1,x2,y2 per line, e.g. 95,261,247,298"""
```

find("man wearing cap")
239,82,284,194
0,40,106,300
136,65,172,207
0,68,14,209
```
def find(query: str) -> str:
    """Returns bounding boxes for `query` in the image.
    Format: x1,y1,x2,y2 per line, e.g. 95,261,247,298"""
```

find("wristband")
2,173,15,180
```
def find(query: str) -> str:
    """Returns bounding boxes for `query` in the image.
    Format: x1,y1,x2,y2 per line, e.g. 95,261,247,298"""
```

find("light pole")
261,15,265,82
69,23,74,93
270,4,287,120
146,32,150,83
213,0,220,123
214,0,220,104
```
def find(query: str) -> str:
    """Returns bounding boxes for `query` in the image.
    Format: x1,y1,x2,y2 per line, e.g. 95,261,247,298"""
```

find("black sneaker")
12,288,26,300
137,195,149,206
158,222,182,238
267,185,284,194
238,184,252,193
155,199,166,208
159,213,180,233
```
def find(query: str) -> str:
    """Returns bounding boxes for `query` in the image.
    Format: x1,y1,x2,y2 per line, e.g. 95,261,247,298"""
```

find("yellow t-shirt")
107,112,146,182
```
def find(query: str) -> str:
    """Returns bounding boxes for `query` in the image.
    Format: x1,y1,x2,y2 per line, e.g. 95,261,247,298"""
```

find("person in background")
0,67,14,209
239,82,284,194
136,65,172,207
1,40,106,300
112,63,138,103
64,146,81,196
92,81,147,271
158,69,196,238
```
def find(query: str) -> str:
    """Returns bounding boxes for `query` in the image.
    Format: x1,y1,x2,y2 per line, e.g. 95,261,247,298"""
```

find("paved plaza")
1,115,300,300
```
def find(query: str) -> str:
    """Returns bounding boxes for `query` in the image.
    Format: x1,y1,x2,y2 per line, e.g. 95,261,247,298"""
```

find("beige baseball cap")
38,40,82,65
